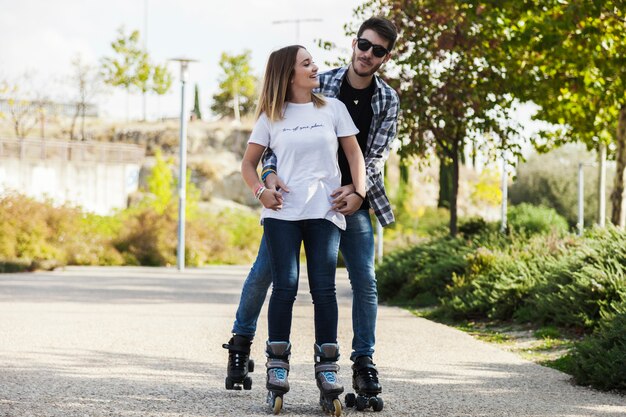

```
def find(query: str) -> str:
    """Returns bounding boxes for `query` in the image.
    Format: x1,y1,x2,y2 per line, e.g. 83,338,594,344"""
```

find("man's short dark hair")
357,17,398,52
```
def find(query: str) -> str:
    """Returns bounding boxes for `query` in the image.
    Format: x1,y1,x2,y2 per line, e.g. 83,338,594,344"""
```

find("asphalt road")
0,266,625,417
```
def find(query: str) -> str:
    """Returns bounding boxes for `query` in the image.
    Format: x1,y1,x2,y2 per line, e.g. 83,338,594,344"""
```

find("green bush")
376,237,472,306
518,226,626,330
0,193,124,267
441,232,573,320
570,312,626,391
458,217,497,237
0,191,263,270
508,203,569,235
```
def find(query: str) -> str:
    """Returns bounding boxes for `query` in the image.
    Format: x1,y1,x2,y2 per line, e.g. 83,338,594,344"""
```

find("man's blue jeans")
263,218,341,344
231,210,378,360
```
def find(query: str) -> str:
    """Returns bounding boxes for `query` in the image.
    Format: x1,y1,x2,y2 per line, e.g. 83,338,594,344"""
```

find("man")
223,17,398,409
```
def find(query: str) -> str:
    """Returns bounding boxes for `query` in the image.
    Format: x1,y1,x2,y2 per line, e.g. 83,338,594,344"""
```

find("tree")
1,73,47,139
134,52,152,122
354,0,523,235
69,55,102,141
211,50,257,122
141,149,200,219
483,1,626,226
100,27,143,120
192,84,202,120
151,63,173,120
100,27,172,121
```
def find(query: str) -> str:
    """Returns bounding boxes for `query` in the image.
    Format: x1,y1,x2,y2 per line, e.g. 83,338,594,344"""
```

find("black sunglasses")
356,38,389,58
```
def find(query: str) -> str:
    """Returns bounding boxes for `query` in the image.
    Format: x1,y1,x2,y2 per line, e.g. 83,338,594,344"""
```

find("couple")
225,17,399,414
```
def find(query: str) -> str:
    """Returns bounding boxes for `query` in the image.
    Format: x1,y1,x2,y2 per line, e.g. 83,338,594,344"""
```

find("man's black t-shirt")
337,78,375,210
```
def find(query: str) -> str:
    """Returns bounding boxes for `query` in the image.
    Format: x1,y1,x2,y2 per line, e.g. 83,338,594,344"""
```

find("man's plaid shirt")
263,65,399,227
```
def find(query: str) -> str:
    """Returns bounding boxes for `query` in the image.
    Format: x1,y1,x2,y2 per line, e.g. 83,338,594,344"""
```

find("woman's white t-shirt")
248,98,358,230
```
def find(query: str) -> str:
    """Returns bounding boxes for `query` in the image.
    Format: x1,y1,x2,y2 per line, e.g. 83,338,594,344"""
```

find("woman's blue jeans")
232,210,377,360
263,217,341,345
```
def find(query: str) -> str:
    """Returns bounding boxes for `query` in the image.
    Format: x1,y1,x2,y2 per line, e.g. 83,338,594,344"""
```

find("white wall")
0,140,143,215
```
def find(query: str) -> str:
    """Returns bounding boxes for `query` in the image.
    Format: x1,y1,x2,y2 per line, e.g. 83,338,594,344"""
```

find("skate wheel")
345,393,356,408
243,376,252,390
224,377,234,390
372,397,384,412
355,395,368,411
248,359,255,373
272,395,283,415
332,398,342,417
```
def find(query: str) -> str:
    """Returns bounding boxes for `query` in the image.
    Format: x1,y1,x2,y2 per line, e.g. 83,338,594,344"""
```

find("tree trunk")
69,104,79,140
610,106,626,226
80,103,86,141
450,140,460,237
438,154,453,209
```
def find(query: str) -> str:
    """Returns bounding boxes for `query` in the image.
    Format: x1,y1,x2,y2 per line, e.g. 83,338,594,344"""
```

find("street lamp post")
500,150,508,234
577,161,598,236
170,57,198,271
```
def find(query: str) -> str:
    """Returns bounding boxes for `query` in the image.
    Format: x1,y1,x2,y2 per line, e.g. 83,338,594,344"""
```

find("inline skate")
265,341,291,415
344,356,383,411
314,343,343,417
222,334,254,390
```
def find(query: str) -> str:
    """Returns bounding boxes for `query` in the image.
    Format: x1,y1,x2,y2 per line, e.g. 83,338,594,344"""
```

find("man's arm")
260,147,290,193
261,147,277,177
364,91,399,191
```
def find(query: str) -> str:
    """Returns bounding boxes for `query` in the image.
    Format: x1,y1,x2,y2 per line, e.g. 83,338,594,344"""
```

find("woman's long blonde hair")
255,45,325,121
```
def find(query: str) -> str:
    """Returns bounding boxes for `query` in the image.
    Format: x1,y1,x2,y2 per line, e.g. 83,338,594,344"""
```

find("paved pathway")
0,266,624,416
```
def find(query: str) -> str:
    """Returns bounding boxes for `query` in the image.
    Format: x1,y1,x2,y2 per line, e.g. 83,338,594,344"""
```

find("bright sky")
0,0,364,120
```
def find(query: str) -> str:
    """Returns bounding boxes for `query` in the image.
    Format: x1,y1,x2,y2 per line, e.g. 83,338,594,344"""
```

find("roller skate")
265,341,291,415
344,356,384,412
314,343,343,417
222,334,254,390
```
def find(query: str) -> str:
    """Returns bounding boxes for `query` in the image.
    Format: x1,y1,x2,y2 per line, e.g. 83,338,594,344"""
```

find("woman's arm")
241,143,284,210
336,135,366,215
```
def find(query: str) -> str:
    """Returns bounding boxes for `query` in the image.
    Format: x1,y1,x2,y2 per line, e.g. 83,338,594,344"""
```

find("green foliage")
114,205,262,266
145,149,174,214
0,193,124,267
376,237,472,306
486,1,626,225
509,145,614,227
470,167,502,208
139,149,200,219
100,27,143,91
534,326,561,340
458,217,496,238
508,203,569,235
211,50,258,120
100,27,173,117
384,201,450,252
519,227,626,330
151,63,173,96
570,312,626,391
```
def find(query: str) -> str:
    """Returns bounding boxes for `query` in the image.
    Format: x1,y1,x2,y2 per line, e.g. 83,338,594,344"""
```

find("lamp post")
577,161,597,236
500,150,508,234
170,57,198,271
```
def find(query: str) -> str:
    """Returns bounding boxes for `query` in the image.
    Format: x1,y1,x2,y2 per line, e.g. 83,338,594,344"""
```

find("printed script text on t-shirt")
282,123,324,132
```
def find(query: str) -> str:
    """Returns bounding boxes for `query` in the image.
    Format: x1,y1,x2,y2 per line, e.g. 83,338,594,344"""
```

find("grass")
405,306,577,374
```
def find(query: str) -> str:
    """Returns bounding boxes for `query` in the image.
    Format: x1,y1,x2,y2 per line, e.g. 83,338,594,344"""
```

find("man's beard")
351,52,383,77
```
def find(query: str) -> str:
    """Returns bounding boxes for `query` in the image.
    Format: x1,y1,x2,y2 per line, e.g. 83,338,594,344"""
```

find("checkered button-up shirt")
262,65,399,226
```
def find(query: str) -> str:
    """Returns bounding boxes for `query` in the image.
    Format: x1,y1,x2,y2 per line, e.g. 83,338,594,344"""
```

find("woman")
241,45,366,415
